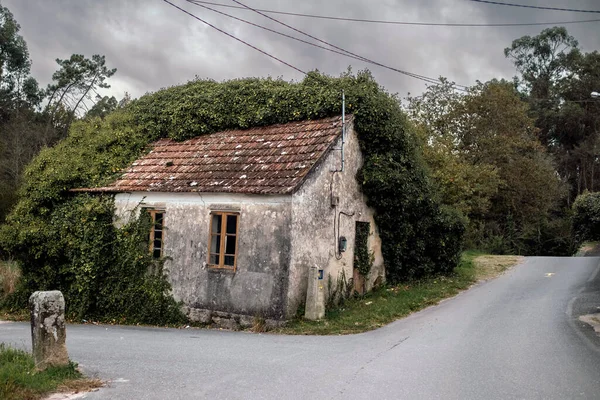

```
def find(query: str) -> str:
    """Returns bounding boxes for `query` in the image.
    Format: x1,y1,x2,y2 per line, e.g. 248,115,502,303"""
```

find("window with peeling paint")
143,209,165,258
208,212,239,270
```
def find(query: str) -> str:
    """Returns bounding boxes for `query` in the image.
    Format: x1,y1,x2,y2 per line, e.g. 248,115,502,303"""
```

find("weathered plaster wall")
114,192,292,320
287,123,385,317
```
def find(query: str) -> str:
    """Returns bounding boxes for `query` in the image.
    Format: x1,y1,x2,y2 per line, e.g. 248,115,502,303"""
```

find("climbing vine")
354,222,373,277
0,69,465,322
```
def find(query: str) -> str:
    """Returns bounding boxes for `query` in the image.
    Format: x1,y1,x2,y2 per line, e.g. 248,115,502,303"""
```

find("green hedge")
0,70,464,323
573,191,600,242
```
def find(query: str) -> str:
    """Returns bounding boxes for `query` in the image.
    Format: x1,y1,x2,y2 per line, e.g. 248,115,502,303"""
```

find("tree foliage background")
406,79,572,255
407,26,599,256
505,27,600,201
0,4,119,223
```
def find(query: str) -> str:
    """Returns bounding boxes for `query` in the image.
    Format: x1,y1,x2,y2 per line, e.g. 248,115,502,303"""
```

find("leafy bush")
0,70,465,323
519,215,579,256
573,191,600,242
1,195,184,324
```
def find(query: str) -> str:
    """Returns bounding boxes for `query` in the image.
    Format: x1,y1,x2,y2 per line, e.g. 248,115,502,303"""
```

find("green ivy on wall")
0,69,465,323
354,222,372,278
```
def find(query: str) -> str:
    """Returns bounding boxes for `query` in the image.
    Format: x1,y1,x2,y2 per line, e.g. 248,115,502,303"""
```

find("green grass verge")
0,343,100,400
276,251,495,335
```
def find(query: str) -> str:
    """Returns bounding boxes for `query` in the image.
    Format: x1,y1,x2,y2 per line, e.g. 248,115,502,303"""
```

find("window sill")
207,265,236,272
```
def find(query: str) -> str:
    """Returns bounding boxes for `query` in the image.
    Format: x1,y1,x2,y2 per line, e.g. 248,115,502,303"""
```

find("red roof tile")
79,115,350,195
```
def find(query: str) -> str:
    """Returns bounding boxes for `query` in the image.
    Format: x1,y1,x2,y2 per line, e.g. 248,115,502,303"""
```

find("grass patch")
0,344,102,400
277,251,522,335
0,260,20,298
0,260,27,322
0,308,29,322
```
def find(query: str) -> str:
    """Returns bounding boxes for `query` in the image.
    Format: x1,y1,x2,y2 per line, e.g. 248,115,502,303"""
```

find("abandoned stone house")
84,115,384,325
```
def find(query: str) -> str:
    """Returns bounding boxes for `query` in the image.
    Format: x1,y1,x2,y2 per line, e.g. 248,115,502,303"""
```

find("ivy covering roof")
78,115,349,195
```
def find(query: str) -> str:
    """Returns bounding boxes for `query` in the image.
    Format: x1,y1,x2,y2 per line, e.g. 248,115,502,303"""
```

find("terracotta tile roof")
79,115,350,195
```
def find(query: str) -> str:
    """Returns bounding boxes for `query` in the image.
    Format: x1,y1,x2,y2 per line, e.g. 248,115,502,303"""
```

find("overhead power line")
467,0,600,14
161,0,306,75
225,0,469,90
188,0,600,26
189,3,382,66
188,0,467,90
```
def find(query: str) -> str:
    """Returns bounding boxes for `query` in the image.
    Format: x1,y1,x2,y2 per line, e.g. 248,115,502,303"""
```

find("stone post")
29,291,69,370
304,266,325,320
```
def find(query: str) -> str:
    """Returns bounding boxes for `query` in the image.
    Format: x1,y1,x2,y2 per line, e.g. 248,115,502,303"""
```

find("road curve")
1,257,600,399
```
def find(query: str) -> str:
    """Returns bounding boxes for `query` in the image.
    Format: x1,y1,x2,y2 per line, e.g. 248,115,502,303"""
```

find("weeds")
0,260,20,298
0,344,102,400
326,269,354,310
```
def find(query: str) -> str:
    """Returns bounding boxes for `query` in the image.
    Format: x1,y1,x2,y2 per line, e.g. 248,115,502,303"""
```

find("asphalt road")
2,257,600,399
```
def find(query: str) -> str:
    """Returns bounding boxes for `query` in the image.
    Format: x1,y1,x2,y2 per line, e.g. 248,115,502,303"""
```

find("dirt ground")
473,255,525,281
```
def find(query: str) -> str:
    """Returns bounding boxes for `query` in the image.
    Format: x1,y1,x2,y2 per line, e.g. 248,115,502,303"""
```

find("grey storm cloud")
3,0,599,101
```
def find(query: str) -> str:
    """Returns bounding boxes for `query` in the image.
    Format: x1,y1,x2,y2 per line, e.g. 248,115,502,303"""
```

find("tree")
505,27,600,200
407,79,567,254
406,79,500,219
505,27,579,101
0,111,46,219
85,95,118,120
458,81,567,253
0,4,43,118
45,54,117,137
0,3,44,221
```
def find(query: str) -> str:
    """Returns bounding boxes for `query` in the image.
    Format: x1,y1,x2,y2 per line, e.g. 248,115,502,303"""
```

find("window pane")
225,235,236,255
155,212,164,226
226,215,237,234
212,214,222,234
210,254,220,265
154,239,162,250
153,249,161,258
210,234,221,254
154,230,162,240
224,255,235,266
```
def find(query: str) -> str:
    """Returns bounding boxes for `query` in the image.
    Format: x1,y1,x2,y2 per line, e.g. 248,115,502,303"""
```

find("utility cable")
188,1,467,90
188,0,600,26
162,0,306,75
467,0,600,14
227,0,469,90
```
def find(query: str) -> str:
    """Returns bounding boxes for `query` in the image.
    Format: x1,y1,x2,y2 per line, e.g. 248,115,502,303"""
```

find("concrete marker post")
304,266,325,320
29,290,69,370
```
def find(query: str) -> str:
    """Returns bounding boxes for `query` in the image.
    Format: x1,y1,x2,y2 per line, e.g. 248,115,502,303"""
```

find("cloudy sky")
4,0,600,101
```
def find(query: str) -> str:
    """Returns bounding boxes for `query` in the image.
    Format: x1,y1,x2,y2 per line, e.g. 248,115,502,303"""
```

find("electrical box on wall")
331,196,339,207
339,236,347,253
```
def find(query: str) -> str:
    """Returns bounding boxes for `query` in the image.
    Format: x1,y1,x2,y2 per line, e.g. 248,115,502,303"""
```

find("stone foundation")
183,306,286,331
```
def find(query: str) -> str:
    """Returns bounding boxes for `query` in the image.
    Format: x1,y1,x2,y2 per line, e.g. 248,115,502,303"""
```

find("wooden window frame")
208,211,239,271
145,209,165,258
